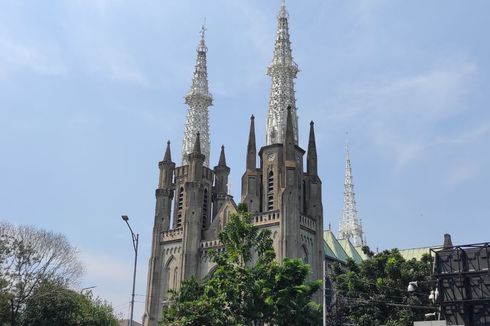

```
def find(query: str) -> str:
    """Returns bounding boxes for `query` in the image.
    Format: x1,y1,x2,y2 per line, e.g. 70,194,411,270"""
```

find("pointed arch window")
268,170,274,192
164,256,175,294
301,245,309,264
176,187,184,228
173,267,179,290
267,170,274,211
202,188,209,229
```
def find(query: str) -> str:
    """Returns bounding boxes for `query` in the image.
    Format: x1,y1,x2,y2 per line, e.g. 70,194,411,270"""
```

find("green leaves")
22,282,118,326
0,221,117,325
162,207,322,326
327,249,433,326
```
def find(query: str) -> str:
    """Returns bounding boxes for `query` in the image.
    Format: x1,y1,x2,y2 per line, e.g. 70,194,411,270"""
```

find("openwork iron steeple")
338,144,365,247
266,0,299,145
182,25,213,167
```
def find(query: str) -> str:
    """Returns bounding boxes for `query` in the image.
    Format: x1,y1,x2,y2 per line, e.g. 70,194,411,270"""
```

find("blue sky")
1,0,489,321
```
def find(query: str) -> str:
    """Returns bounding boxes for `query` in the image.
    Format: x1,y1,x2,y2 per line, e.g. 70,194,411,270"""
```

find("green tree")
0,234,11,323
162,204,322,326
0,221,83,325
326,247,433,326
22,281,119,326
0,221,118,326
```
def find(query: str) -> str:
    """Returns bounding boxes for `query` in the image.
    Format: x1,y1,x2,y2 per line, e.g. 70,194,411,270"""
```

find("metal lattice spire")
266,0,299,145
182,24,213,167
338,142,365,247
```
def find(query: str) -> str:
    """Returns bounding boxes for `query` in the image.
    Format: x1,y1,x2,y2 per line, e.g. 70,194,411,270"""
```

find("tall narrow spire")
182,24,213,167
266,0,299,146
338,143,365,247
307,121,317,176
246,115,256,170
163,140,172,162
218,145,226,166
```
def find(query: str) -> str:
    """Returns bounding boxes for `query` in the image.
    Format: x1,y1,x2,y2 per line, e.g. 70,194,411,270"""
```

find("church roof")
323,230,349,263
354,245,369,260
399,245,441,261
324,229,442,264
338,238,364,264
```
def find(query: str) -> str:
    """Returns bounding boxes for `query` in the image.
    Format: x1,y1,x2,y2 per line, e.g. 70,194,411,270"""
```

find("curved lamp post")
121,215,139,326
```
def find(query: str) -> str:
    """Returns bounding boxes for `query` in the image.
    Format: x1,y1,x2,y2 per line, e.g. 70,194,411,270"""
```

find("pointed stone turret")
188,132,204,181
163,141,172,162
182,25,213,167
158,141,175,190
214,145,230,217
242,115,260,213
284,106,296,162
247,115,257,170
307,121,317,176
218,145,227,166
266,0,299,145
145,140,176,326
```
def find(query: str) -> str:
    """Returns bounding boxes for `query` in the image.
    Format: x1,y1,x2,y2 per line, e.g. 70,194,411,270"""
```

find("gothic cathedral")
143,3,324,325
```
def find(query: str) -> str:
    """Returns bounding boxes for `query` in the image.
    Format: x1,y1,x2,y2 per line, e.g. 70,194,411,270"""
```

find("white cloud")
81,250,130,283
433,121,490,146
320,56,478,169
325,57,476,123
89,48,149,87
0,36,66,77
446,164,477,188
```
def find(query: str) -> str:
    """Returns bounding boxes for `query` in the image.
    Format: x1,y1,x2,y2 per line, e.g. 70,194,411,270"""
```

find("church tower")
182,26,212,167
266,0,299,145
143,3,325,325
338,144,365,247
142,26,236,326
241,1,324,302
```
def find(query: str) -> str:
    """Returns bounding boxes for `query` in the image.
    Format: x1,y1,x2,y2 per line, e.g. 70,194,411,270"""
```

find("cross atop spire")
279,0,288,18
266,0,299,145
182,25,213,167
200,21,207,40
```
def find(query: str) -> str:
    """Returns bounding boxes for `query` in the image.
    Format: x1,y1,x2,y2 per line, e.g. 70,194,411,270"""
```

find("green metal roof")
399,246,441,261
323,229,443,264
354,245,369,260
323,240,338,261
323,230,349,263
338,238,364,264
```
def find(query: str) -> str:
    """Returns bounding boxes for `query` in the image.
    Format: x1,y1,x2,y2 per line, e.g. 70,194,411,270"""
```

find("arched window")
268,171,274,192
173,267,179,290
176,187,184,228
267,171,274,211
202,188,209,229
301,245,309,264
302,180,307,214
164,256,175,295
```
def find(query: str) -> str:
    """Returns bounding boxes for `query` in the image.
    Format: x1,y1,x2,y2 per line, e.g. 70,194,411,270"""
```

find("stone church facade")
142,3,324,325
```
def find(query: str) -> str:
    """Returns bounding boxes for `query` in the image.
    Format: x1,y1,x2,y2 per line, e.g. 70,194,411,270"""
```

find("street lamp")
121,215,139,326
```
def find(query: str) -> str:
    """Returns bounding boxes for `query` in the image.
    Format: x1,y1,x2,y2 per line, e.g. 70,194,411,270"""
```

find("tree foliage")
0,221,83,324
22,281,118,326
326,247,433,326
162,204,322,326
0,221,118,325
